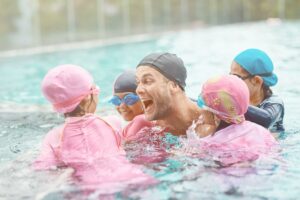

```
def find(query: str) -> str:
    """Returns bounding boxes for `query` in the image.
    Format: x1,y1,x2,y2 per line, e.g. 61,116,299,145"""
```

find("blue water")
1,20,300,199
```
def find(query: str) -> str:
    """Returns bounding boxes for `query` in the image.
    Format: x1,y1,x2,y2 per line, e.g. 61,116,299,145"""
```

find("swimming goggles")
197,95,245,124
109,93,140,106
231,72,272,80
197,95,225,116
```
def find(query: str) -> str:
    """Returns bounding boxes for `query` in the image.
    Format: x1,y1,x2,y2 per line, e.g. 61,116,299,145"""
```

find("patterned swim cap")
201,75,250,124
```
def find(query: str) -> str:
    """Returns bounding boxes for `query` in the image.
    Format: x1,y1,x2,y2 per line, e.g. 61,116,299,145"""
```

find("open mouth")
142,100,154,112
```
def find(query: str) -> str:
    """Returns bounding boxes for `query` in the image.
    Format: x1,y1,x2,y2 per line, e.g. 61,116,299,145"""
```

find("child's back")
200,121,278,166
35,114,123,169
205,121,276,150
61,114,123,162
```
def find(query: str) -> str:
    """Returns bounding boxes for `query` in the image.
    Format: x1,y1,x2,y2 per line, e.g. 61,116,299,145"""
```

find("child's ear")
253,76,264,87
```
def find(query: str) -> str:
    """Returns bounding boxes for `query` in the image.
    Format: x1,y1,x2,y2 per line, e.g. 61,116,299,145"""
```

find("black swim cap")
113,70,137,93
136,52,187,90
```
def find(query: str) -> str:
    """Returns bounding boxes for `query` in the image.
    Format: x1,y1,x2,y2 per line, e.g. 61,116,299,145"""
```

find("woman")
230,48,284,135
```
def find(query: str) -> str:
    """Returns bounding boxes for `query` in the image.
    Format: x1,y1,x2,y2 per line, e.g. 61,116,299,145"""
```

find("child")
110,70,153,141
230,48,284,135
195,75,279,166
34,64,153,186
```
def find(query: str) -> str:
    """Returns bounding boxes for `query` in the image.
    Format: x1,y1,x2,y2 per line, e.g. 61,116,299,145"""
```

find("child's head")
230,48,277,104
232,48,277,87
110,70,143,121
42,64,99,117
198,75,249,124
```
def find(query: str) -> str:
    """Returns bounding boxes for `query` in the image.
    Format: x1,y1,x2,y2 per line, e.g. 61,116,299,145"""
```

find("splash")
172,116,205,157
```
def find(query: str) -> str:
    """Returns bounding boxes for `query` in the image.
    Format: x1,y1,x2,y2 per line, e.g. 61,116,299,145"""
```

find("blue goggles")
197,95,222,115
197,95,206,108
109,93,140,106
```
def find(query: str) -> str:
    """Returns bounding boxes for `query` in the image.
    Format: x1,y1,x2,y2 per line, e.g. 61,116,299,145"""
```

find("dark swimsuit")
245,95,285,132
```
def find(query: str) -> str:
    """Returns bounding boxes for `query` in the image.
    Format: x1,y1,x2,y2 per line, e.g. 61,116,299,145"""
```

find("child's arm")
122,114,153,141
33,127,64,170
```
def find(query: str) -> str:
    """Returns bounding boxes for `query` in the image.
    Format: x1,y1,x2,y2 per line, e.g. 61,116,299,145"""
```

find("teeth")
140,98,153,111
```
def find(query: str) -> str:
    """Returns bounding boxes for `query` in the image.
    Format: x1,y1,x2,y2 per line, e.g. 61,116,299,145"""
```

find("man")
135,52,216,136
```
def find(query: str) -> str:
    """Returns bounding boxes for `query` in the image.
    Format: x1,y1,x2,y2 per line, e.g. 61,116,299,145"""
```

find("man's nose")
136,84,145,96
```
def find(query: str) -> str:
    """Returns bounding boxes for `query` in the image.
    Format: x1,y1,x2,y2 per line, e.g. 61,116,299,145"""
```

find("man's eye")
144,79,153,84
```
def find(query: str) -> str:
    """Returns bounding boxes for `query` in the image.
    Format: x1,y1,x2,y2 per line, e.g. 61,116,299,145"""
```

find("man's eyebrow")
137,73,154,79
143,73,154,78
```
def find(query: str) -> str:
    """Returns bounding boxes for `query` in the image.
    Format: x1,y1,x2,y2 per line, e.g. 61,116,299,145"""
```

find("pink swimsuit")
121,114,153,141
199,121,279,166
34,114,124,170
34,114,155,186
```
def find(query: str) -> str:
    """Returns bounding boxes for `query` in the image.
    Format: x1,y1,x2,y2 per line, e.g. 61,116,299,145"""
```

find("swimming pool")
1,20,300,199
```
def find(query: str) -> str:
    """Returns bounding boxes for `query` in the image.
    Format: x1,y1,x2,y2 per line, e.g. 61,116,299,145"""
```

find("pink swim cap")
201,75,250,124
41,64,97,113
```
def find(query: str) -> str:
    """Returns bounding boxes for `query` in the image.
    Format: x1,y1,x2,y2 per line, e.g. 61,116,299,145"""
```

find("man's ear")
168,81,181,93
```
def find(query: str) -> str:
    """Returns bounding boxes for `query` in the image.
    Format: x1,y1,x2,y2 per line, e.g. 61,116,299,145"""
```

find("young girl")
34,64,153,186
110,70,153,141
195,75,279,166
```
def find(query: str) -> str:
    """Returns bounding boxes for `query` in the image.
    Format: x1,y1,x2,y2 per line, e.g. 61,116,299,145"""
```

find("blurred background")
1,0,300,52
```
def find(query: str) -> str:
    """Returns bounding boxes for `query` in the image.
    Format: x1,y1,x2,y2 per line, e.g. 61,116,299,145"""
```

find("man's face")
136,66,173,121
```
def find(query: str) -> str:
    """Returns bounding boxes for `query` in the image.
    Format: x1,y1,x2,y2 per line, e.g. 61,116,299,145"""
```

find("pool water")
1,20,300,199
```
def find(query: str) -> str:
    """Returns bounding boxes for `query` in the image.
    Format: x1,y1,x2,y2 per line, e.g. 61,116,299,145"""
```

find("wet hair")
64,95,95,118
263,84,273,100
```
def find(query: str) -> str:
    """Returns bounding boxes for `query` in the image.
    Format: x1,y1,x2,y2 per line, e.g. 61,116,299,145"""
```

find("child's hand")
213,114,221,127
195,111,218,138
195,124,217,138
